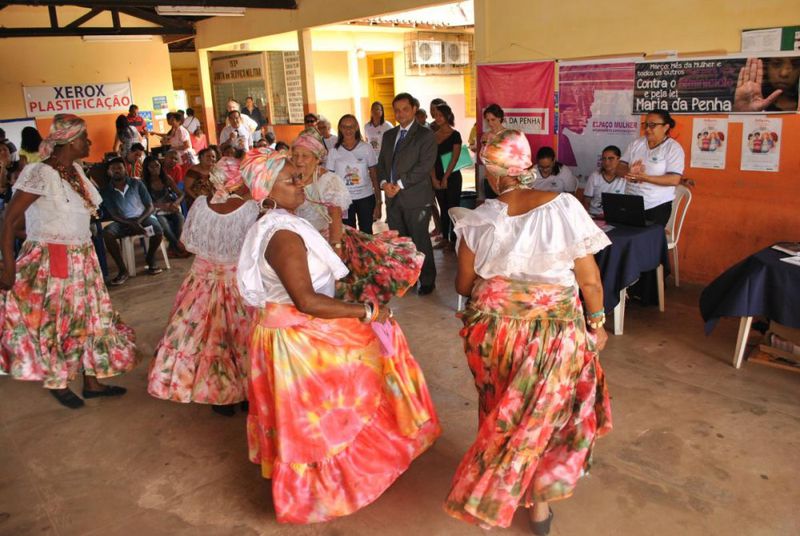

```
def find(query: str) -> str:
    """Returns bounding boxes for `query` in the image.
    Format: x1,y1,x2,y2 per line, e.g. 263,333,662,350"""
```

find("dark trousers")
645,201,673,226
343,195,376,234
633,200,673,305
386,203,436,287
434,171,463,243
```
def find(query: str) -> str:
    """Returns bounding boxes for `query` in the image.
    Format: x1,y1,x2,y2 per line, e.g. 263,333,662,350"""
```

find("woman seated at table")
531,146,577,193
615,110,684,225
444,129,612,535
583,145,625,218
236,148,440,524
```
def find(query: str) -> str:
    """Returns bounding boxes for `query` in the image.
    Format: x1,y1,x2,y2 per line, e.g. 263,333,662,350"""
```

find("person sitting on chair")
101,157,164,285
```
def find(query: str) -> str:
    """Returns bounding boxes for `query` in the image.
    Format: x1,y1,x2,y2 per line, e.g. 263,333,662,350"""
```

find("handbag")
440,145,474,173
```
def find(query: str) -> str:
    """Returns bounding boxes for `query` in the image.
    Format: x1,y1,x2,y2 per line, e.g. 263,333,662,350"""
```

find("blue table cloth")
700,246,800,334
594,224,670,312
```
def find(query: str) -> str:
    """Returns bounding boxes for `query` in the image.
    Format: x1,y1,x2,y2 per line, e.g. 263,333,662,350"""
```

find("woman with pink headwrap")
0,114,137,409
236,148,440,524
147,156,259,416
292,127,423,304
443,130,613,535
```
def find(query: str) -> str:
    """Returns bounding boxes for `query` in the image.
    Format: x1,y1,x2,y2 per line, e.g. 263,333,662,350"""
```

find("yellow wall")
195,0,452,50
170,52,200,70
312,51,355,126
0,6,176,160
476,0,800,61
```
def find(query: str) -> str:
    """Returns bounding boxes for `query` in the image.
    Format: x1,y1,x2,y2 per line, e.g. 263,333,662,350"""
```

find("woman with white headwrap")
147,156,259,415
236,148,440,524
444,130,613,535
0,114,137,409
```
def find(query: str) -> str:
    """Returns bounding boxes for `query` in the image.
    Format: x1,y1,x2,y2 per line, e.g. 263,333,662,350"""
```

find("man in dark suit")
377,93,438,294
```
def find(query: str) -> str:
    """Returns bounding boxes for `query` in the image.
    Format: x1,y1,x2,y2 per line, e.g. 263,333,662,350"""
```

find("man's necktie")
391,129,408,183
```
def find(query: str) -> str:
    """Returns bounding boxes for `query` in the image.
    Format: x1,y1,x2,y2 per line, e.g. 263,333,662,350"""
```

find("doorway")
367,53,396,124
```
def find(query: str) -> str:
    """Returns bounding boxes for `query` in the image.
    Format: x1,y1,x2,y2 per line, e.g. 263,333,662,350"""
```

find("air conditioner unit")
411,40,443,66
443,41,470,65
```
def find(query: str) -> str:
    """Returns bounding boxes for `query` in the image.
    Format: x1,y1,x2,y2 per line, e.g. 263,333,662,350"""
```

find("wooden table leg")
656,264,665,312
613,288,625,335
733,316,753,369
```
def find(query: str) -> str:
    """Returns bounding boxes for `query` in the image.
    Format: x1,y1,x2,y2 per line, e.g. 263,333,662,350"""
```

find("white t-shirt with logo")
364,121,394,159
583,170,627,217
532,166,578,193
621,137,684,210
326,141,378,201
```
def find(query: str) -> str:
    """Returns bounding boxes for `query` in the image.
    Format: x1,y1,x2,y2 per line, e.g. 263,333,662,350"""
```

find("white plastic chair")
119,236,170,277
665,184,692,286
448,206,473,311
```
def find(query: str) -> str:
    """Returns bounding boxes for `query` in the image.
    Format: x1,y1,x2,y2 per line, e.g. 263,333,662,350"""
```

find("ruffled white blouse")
181,196,260,264
14,162,102,246
295,171,352,236
237,209,349,307
454,194,611,287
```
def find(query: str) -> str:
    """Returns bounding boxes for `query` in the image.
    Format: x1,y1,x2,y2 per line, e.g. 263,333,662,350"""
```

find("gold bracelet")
361,302,372,323
369,301,380,322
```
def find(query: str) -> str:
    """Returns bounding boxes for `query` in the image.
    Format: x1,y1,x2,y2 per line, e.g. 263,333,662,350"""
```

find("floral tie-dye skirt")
445,277,612,528
336,225,424,305
148,257,252,404
0,241,137,389
247,303,441,524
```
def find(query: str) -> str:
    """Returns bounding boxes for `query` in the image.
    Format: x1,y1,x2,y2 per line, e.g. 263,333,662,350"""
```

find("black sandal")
50,388,85,409
82,385,127,399
529,508,554,536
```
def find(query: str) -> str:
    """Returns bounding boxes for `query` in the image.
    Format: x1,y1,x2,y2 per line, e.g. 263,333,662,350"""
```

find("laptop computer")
602,193,655,227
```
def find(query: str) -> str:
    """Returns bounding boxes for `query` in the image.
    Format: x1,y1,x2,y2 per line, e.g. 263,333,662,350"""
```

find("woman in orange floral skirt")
236,148,440,524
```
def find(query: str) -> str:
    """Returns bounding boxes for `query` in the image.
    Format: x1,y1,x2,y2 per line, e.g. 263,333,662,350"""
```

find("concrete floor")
1,249,799,536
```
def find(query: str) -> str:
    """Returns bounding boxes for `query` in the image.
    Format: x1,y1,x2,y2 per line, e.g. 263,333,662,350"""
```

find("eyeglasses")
304,118,316,124
642,122,666,129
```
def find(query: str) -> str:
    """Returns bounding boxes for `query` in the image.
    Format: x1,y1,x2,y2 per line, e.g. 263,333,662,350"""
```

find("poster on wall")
138,111,154,131
558,60,640,184
477,61,555,154
690,117,728,169
633,54,800,114
23,82,133,118
740,116,782,172
282,52,304,124
152,96,168,112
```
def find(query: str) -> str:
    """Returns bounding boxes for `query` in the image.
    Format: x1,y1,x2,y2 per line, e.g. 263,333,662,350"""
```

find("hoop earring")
260,197,277,211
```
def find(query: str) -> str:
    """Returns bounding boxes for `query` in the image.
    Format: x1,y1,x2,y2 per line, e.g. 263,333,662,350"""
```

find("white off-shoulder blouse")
237,209,349,307
454,194,611,287
181,196,260,264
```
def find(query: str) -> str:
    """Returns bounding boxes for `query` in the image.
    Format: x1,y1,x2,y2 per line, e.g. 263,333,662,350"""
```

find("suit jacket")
377,121,437,210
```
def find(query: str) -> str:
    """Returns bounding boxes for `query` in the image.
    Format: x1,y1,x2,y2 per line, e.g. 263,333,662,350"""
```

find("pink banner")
477,61,555,155
557,61,640,182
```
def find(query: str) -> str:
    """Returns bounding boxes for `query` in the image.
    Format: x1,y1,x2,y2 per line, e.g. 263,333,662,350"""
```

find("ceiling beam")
0,1,297,7
65,7,101,27
115,6,195,30
0,26,190,37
